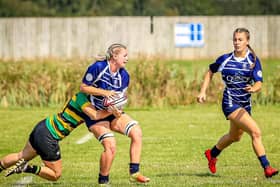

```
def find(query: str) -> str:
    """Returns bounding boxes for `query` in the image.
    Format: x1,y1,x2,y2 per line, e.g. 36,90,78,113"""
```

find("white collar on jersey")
107,60,119,76
233,49,250,62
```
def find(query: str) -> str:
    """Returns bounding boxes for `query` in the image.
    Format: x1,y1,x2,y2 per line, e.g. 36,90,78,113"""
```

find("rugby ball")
103,92,128,110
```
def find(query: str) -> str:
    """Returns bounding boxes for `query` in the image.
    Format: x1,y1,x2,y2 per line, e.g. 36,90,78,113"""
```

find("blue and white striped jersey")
209,50,263,107
82,60,130,110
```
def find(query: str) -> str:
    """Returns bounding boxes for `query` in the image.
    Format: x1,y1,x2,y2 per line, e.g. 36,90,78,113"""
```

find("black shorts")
29,119,61,161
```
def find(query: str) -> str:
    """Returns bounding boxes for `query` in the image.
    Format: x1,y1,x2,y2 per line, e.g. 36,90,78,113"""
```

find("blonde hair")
95,43,127,61
233,28,257,68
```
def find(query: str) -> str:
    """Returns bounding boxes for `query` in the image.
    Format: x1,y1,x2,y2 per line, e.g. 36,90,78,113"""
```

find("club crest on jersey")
257,70,262,78
85,73,93,82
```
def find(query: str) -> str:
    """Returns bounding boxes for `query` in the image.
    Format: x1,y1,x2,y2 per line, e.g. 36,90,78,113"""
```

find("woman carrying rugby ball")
80,43,150,186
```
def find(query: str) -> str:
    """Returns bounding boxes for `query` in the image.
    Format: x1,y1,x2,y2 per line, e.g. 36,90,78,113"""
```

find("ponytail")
247,44,256,69
94,54,107,61
94,43,127,62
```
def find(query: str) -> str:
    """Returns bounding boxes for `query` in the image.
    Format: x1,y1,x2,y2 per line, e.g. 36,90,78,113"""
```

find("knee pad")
97,132,114,143
124,120,138,136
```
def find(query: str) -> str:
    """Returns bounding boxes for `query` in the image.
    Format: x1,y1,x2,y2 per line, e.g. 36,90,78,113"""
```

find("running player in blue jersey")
0,92,119,181
197,28,278,178
80,43,150,185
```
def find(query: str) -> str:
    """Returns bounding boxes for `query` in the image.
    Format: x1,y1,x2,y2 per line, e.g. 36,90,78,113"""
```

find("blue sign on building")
174,23,204,47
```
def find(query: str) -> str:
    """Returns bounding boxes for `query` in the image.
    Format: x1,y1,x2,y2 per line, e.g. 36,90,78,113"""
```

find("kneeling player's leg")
39,159,62,181
21,140,62,181
3,141,38,176
25,119,63,181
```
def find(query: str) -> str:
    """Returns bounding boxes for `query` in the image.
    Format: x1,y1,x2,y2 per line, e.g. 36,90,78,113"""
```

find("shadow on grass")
155,172,221,178
12,182,96,187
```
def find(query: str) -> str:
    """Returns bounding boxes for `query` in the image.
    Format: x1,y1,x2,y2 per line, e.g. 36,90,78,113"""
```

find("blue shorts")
84,114,116,128
222,99,251,118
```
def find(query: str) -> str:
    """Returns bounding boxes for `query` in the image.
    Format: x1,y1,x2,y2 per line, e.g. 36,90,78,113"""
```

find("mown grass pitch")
0,104,279,186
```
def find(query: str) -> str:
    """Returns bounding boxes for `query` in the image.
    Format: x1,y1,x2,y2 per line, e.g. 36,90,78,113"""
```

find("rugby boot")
264,166,278,178
5,159,28,177
130,172,150,183
205,149,217,174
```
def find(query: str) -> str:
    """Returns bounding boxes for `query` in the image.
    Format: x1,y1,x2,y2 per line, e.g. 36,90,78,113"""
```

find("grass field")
0,104,279,186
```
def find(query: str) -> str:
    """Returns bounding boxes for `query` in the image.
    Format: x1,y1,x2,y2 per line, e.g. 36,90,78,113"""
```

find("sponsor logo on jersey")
226,74,250,83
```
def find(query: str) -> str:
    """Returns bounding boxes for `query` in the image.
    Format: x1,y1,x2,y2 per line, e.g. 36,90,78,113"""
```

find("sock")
98,173,109,184
129,163,139,174
211,146,221,158
0,161,5,172
258,155,270,169
25,165,41,175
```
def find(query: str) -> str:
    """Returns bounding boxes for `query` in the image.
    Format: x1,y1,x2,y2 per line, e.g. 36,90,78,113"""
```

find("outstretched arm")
197,69,214,103
82,105,112,120
82,104,122,120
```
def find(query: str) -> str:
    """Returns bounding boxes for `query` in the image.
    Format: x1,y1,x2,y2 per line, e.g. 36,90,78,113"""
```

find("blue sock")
211,146,221,158
129,163,139,174
258,155,270,169
98,173,109,184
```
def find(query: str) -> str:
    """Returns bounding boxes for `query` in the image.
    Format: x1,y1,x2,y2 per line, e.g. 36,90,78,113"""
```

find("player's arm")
244,81,262,93
197,69,214,103
245,58,263,93
80,63,117,97
80,83,116,97
108,105,122,118
82,104,112,120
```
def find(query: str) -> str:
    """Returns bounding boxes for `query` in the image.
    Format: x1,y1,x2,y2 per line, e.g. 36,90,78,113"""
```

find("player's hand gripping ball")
103,92,128,110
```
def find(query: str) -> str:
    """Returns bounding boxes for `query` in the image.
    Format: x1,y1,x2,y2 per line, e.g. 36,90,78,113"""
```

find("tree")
0,0,279,17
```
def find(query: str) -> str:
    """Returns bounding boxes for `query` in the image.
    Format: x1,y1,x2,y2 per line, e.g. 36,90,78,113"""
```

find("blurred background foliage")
0,0,280,17
1,58,279,108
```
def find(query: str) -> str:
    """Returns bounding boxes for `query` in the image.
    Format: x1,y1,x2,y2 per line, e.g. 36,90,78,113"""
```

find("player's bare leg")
111,114,150,183
228,108,278,178
89,122,116,185
1,141,37,170
4,141,62,181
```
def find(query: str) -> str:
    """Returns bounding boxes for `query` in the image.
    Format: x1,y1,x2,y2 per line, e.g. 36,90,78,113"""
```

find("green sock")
25,165,41,175
0,161,5,172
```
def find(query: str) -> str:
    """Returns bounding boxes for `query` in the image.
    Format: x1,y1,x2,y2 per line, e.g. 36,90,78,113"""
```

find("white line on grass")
76,133,93,144
14,176,33,187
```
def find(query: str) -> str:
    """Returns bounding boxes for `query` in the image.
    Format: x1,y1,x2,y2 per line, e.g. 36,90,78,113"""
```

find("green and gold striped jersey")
46,92,91,140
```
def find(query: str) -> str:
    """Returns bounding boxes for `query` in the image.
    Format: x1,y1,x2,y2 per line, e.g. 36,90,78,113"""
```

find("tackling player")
0,92,119,181
197,28,278,178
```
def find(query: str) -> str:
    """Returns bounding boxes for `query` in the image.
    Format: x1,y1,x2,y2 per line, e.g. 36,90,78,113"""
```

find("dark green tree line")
0,0,279,17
